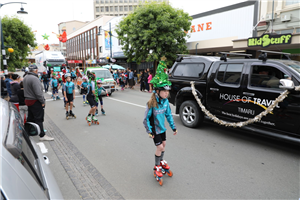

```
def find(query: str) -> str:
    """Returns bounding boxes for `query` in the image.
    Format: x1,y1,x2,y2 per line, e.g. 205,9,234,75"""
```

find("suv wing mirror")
25,122,41,136
279,79,294,90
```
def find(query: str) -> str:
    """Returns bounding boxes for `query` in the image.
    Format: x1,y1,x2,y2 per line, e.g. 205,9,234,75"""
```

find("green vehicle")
84,67,116,96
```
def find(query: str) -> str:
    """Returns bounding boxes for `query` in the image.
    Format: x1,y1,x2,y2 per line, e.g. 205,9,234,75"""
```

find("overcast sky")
0,0,245,45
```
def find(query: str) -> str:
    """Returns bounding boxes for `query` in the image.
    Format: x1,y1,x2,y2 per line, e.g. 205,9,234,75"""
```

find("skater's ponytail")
147,93,158,109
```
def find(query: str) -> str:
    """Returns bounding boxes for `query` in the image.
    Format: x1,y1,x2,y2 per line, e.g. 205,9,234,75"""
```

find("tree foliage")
116,1,192,66
1,15,36,71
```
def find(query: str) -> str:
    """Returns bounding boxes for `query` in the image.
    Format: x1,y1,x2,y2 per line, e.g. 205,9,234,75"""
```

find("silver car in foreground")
0,99,63,199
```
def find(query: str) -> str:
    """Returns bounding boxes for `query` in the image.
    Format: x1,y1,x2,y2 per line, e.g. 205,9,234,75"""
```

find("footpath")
42,114,124,200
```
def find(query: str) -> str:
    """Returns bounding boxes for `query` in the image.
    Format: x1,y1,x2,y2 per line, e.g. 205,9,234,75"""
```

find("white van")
0,99,63,199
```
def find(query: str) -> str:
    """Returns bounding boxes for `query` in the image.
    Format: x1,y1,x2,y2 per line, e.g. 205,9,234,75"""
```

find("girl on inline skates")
143,57,177,186
81,76,88,105
95,79,107,115
86,73,99,125
63,73,76,119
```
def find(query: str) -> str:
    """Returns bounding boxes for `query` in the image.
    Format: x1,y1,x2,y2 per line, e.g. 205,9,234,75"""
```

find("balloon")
44,44,50,51
8,48,14,53
61,37,67,43
42,34,50,40
59,36,63,41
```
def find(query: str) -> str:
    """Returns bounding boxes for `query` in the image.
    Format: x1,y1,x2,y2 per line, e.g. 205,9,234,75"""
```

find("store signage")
68,60,82,63
248,34,292,48
185,22,212,34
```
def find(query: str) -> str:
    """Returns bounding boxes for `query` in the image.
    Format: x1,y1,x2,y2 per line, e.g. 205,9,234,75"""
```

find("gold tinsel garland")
190,81,300,128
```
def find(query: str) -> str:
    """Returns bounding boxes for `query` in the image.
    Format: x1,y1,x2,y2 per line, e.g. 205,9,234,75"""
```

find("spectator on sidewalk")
1,76,8,99
17,81,27,123
5,73,13,98
144,70,149,92
148,72,153,93
9,74,21,110
129,69,135,89
23,64,54,141
134,70,138,85
140,70,146,92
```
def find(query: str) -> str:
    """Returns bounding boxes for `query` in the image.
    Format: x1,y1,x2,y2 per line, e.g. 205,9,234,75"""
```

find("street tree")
1,15,36,71
116,1,192,67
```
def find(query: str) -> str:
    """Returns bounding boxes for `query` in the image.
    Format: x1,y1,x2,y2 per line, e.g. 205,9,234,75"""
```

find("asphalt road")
42,86,299,199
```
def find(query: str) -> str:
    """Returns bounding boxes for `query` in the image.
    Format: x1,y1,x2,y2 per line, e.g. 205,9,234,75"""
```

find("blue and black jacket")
97,87,106,96
81,82,88,89
64,81,75,94
51,79,59,88
143,95,176,135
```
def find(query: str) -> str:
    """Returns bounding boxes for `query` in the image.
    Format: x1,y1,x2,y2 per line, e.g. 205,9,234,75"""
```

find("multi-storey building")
58,20,88,58
93,0,168,18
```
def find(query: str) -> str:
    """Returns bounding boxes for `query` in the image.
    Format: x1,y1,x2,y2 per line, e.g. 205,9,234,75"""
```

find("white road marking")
107,97,179,116
36,142,48,153
46,95,81,102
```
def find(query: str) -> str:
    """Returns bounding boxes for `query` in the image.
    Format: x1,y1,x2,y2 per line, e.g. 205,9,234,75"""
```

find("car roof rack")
258,50,291,62
176,54,203,62
218,52,252,62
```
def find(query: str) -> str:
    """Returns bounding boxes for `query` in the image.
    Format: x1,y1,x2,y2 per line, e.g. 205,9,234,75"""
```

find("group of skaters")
1,57,178,185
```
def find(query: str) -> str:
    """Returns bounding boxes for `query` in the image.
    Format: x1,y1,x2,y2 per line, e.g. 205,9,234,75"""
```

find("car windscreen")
91,70,112,79
278,60,300,74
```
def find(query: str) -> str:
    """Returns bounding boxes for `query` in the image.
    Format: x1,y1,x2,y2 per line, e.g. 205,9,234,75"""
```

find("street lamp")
0,2,28,75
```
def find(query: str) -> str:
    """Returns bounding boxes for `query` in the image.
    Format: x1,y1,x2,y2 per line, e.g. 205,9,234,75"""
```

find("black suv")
168,52,300,143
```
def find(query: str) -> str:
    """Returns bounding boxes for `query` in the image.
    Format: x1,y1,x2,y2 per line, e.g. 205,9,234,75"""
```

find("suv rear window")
173,63,204,78
216,63,243,84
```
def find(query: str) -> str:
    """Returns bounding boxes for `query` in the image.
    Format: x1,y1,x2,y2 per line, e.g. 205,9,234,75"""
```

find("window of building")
129,5,133,11
134,0,137,2
105,0,108,3
110,6,113,11
96,7,100,12
110,0,114,2
105,6,109,11
96,0,99,3
129,0,132,2
96,15,100,18
174,64,205,77
115,0,118,2
119,0,123,2
216,63,243,85
100,7,104,12
124,6,128,11
101,0,104,3
285,0,299,6
119,6,123,11
115,6,118,11
124,0,128,2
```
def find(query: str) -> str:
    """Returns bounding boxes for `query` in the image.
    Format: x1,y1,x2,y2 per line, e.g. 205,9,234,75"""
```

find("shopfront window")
285,0,299,6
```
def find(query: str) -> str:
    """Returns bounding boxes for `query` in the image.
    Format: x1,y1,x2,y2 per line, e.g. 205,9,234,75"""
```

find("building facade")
185,0,300,61
93,0,168,18
58,20,88,58
66,16,114,68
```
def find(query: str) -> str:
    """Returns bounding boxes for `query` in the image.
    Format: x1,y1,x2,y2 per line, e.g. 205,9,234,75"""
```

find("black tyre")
179,100,203,128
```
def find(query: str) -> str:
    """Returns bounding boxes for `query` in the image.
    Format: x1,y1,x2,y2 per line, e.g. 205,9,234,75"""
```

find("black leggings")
27,101,45,137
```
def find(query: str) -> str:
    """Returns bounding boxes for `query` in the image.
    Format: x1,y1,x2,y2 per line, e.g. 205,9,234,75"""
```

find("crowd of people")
1,65,54,141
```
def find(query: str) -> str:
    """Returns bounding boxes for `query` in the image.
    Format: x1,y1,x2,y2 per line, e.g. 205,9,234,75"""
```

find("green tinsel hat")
52,73,56,76
47,64,52,67
150,56,171,88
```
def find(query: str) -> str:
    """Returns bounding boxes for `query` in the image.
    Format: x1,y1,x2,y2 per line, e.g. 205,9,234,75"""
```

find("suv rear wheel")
179,100,203,128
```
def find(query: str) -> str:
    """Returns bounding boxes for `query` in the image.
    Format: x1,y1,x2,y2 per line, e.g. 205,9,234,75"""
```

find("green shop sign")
248,34,292,48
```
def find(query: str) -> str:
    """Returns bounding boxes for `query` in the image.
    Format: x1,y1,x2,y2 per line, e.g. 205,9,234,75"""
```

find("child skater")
119,74,126,91
143,56,177,185
86,73,99,125
95,79,107,115
63,73,76,119
81,76,89,105
51,73,60,100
